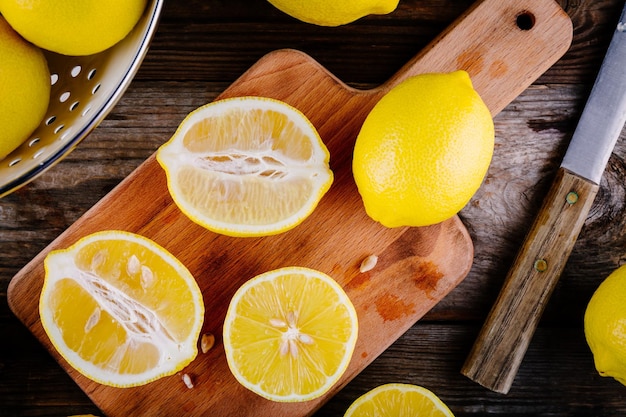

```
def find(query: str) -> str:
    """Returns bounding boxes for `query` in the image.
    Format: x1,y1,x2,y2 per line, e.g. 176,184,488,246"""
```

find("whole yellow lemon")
267,0,399,27
0,16,50,161
352,71,494,228
584,264,626,386
0,0,148,56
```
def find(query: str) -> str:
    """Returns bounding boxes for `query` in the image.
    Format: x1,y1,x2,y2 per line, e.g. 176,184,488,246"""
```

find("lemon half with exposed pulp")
157,96,333,237
223,266,358,402
39,230,204,387
344,383,455,417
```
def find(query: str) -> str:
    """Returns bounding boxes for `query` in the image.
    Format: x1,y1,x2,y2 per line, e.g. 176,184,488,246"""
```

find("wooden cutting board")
8,0,572,415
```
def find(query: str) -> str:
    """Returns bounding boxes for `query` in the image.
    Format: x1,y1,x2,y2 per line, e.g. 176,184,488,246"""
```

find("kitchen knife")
461,2,626,394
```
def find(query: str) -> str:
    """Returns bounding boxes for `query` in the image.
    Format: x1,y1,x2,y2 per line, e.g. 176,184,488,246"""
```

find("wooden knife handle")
461,167,599,394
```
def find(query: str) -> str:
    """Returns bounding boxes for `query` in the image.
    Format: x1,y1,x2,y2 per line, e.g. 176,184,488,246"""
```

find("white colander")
0,0,164,198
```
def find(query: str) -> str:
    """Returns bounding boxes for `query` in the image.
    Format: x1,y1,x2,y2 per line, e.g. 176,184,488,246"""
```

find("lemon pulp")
157,96,333,237
223,266,358,402
344,383,455,417
39,230,204,387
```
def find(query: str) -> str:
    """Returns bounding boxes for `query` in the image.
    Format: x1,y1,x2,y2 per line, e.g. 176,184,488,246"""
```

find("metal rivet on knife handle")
461,169,599,394
566,191,579,205
533,259,548,272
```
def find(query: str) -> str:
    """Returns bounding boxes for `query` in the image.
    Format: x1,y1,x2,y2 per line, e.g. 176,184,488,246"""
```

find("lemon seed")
359,255,378,272
182,373,194,389
201,332,215,353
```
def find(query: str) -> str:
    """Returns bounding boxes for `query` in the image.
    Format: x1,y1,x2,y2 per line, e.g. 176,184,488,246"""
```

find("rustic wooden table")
2,0,626,415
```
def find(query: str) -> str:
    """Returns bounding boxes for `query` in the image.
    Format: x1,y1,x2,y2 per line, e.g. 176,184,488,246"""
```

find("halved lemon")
344,383,455,417
156,96,334,237
39,230,204,388
223,266,358,402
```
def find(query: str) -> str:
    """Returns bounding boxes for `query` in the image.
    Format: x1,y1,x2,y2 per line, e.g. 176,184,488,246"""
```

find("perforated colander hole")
50,73,59,86
87,68,97,80
71,65,82,77
69,101,80,111
59,91,71,103
59,128,73,141
82,106,92,117
28,138,41,147
8,158,21,167
54,124,65,134
45,116,56,125
92,84,101,95
33,149,45,159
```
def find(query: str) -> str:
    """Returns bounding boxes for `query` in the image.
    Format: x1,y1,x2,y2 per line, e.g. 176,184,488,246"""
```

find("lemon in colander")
0,16,50,161
0,0,148,56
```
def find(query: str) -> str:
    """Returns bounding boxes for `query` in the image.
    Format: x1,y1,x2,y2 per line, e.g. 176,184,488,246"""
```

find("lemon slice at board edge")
39,230,204,388
156,96,334,237
344,383,455,417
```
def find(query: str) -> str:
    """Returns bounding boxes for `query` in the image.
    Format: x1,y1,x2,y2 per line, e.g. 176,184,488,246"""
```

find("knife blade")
461,2,626,394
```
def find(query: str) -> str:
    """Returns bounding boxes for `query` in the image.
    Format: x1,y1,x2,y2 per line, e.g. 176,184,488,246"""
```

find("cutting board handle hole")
516,11,536,31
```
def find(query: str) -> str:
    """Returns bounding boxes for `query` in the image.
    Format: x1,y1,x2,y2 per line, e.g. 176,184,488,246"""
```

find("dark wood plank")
8,0,573,413
2,0,626,415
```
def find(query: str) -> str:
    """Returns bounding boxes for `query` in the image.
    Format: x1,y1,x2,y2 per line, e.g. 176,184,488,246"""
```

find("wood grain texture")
5,0,626,416
5,0,572,415
462,167,600,393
